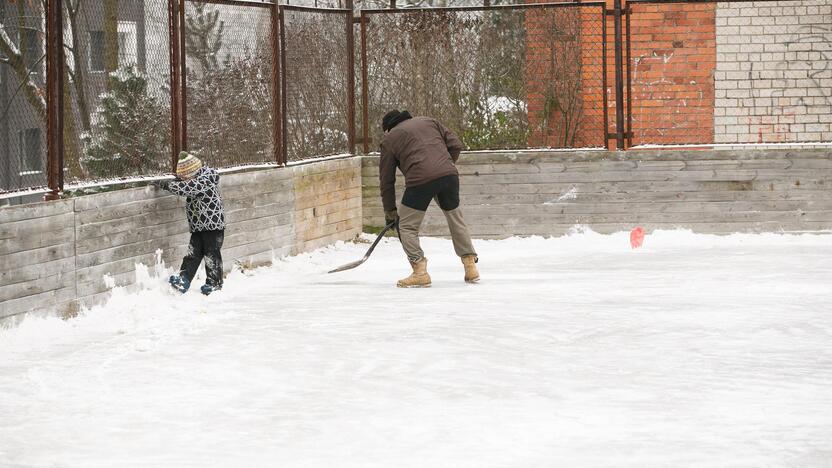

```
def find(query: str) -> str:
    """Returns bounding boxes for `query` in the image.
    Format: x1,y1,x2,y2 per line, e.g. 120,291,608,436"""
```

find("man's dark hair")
382,110,413,132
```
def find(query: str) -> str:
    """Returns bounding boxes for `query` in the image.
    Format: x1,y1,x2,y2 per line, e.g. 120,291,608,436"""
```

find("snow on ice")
1,229,831,467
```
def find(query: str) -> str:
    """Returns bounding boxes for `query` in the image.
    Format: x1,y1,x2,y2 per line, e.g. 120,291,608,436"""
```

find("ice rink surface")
2,229,831,467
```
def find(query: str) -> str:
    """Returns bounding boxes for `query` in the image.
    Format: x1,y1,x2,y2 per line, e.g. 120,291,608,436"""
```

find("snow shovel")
328,220,398,274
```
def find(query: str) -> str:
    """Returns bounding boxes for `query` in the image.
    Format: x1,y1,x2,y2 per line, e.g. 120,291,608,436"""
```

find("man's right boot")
397,258,431,288
462,255,480,283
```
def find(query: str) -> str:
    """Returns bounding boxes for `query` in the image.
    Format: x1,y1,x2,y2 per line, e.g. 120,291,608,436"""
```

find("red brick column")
627,3,716,145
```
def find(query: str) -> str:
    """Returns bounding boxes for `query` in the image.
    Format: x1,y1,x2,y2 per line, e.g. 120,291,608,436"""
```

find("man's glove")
384,208,399,227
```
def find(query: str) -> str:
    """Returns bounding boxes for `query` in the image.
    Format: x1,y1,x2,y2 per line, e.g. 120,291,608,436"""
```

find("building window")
89,30,106,72
118,21,138,68
18,128,43,174
20,29,41,74
89,22,138,73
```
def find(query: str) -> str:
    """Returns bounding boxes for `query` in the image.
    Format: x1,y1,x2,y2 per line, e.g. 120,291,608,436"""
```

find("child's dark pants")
179,229,224,287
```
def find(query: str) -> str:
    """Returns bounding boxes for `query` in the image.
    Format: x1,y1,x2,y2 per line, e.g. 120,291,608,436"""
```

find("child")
153,151,226,295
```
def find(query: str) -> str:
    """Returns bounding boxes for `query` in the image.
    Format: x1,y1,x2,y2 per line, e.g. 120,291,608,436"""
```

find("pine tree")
83,67,169,177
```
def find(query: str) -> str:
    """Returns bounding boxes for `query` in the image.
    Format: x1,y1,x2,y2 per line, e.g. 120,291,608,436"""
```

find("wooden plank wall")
293,158,362,254
1,199,76,321
73,186,191,308
1,158,362,324
363,149,832,238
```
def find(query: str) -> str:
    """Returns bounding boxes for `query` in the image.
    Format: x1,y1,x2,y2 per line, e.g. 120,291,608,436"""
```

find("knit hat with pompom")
176,151,203,179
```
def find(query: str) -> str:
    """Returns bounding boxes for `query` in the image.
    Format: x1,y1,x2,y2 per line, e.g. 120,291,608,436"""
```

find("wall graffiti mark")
741,23,831,143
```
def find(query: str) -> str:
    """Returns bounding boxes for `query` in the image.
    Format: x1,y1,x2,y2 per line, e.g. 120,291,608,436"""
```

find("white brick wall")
714,1,832,144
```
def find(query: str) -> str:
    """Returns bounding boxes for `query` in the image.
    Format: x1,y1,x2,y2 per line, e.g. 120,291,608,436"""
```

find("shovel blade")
327,220,396,274
327,258,366,274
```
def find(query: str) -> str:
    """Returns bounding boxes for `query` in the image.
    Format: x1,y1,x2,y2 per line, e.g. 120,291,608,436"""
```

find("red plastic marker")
630,226,645,249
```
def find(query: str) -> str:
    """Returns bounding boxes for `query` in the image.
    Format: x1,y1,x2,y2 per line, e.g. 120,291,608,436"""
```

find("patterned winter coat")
165,167,226,233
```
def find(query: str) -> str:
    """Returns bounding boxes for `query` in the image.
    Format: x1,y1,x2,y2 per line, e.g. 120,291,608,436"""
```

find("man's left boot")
462,255,480,283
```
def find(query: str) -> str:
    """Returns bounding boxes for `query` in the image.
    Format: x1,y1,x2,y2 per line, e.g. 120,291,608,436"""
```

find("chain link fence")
184,0,276,167
60,0,173,183
3,0,830,195
360,3,607,152
281,6,351,162
0,2,48,193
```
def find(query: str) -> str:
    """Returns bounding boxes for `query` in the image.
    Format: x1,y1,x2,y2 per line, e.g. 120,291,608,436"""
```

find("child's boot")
200,283,222,296
169,275,191,293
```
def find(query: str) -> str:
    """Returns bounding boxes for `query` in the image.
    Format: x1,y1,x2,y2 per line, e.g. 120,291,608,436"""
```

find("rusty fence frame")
179,0,280,164
176,1,354,165
21,0,831,199
279,4,356,162
32,0,352,199
358,1,611,153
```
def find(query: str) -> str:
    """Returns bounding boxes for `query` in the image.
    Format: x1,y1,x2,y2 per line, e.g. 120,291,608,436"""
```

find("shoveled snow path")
1,230,831,467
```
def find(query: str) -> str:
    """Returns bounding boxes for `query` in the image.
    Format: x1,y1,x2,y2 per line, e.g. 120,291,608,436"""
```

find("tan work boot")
397,258,431,288
462,255,480,283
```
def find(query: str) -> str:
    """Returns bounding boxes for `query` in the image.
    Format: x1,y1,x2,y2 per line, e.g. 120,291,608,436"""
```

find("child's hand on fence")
150,180,169,190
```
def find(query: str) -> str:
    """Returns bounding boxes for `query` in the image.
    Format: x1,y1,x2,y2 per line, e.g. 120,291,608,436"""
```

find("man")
379,109,479,288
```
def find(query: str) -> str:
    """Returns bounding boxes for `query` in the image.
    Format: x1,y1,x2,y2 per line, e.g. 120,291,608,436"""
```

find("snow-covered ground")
1,230,831,467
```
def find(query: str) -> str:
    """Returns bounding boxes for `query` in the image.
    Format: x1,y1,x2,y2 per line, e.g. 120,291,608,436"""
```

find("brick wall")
714,0,832,144
527,0,830,147
628,2,716,146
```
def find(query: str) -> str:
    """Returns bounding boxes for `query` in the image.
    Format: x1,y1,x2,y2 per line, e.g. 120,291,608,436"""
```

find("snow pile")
1,229,831,467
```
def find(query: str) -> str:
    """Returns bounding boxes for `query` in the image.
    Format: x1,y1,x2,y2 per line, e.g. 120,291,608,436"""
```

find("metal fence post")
279,7,288,165
178,0,188,152
613,0,626,150
360,12,369,154
169,0,182,170
346,0,356,154
271,3,283,164
601,4,610,150
625,2,633,148
45,0,64,201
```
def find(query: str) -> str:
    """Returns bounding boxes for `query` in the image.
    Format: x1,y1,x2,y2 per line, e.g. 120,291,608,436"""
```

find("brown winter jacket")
379,117,464,212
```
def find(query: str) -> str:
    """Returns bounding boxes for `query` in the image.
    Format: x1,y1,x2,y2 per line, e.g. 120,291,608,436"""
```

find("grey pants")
399,204,476,263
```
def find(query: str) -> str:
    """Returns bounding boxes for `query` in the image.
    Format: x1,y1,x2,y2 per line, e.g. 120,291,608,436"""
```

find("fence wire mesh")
5,0,830,195
184,1,275,167
281,7,351,161
58,0,173,184
352,0,506,9
287,0,347,7
627,0,832,147
361,4,606,153
1,2,48,193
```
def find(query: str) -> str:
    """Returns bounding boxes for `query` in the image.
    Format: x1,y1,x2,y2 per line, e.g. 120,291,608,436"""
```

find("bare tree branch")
0,17,47,120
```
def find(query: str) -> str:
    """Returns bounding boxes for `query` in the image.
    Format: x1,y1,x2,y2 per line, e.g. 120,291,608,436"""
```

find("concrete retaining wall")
362,149,832,237
0,157,362,324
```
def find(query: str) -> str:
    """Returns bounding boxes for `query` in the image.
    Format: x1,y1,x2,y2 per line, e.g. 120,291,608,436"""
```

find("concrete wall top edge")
1,157,364,211
361,148,832,166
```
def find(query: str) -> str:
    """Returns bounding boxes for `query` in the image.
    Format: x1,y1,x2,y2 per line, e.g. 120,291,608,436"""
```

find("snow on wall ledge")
362,148,832,238
0,157,362,324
